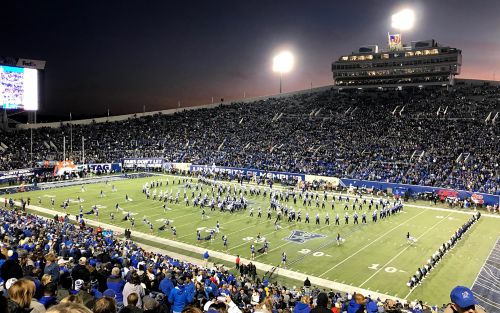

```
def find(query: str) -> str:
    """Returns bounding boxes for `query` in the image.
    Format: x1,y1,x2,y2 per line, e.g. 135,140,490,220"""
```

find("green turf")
9,174,500,304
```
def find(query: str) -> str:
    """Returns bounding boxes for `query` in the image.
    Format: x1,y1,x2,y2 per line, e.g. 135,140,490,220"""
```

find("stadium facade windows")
332,40,461,88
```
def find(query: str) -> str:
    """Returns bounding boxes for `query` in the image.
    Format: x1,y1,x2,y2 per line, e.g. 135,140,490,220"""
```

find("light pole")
273,51,294,94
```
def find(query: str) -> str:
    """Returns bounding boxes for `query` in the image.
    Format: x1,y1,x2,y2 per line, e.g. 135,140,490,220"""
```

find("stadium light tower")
273,51,294,93
391,8,415,31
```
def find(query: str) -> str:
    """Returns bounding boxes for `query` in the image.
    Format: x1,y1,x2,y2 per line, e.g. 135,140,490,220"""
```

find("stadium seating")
0,85,498,195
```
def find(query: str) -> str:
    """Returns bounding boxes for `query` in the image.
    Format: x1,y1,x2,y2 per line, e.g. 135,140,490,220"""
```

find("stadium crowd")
1,207,481,313
0,85,498,195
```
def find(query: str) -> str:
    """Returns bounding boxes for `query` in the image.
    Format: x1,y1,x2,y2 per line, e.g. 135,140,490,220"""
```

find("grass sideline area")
5,174,499,305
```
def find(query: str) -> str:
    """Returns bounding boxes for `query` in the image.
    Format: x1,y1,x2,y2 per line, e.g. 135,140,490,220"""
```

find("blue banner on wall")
341,178,499,206
190,165,305,181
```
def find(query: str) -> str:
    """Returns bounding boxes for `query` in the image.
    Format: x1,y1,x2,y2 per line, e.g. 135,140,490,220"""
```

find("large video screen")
0,65,38,110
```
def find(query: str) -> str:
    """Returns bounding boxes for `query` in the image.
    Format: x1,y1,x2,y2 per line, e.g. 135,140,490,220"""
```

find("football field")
10,174,500,305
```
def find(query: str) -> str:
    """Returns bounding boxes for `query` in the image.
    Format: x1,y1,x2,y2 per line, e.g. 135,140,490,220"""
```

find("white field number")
368,264,398,273
298,249,325,257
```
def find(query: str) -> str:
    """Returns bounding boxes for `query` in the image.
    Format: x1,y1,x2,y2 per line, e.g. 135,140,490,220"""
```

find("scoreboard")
0,64,39,110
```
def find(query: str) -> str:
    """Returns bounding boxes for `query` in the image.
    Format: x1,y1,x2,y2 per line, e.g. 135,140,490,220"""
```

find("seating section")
0,85,498,194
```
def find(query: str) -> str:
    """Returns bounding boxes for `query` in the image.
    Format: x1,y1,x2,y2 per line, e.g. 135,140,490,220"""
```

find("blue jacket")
106,275,125,302
347,299,361,313
159,277,174,297
184,281,195,302
293,302,311,313
39,295,58,308
169,285,191,313
365,299,378,313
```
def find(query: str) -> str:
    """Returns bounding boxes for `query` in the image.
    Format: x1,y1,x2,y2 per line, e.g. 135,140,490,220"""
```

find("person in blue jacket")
106,267,125,306
347,293,365,313
168,277,193,313
203,251,209,267
365,296,378,313
159,272,174,299
293,296,311,313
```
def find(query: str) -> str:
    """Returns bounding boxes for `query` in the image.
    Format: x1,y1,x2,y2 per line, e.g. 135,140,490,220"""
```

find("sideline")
2,197,406,303
150,173,500,219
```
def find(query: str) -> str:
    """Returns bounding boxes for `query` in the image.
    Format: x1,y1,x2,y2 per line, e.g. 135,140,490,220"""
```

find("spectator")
93,297,117,313
46,302,93,313
310,293,330,313
159,271,174,302
77,281,96,310
39,282,59,309
1,250,23,286
60,294,84,305
293,296,311,313
303,277,311,296
142,296,159,313
8,278,46,313
44,253,60,284
72,257,91,283
347,293,365,313
169,277,192,313
123,273,145,307
41,274,53,286
120,293,143,313
107,267,126,306
57,275,73,302
443,286,486,313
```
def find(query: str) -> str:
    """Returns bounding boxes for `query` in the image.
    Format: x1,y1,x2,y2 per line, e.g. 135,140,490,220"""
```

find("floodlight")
272,51,294,93
391,9,415,31
273,51,294,74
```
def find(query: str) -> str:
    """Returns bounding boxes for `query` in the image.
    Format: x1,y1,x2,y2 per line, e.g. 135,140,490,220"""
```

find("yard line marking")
177,215,251,239
360,211,453,288
319,209,428,278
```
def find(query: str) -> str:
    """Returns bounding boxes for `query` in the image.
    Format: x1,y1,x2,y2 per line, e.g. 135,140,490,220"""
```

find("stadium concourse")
0,84,499,195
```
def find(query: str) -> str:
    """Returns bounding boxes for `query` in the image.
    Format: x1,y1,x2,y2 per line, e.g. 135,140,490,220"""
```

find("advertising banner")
122,158,163,168
304,174,340,187
341,178,499,206
190,164,305,181
53,160,77,175
0,168,35,181
88,163,122,173
16,58,46,70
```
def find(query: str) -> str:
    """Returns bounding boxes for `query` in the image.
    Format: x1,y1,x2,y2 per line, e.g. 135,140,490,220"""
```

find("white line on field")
360,211,453,288
318,209,429,278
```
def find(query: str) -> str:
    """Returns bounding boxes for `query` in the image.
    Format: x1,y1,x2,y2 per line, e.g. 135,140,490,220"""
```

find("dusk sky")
2,0,500,117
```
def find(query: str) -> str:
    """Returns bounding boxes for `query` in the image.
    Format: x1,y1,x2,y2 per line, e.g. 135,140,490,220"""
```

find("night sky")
2,0,500,117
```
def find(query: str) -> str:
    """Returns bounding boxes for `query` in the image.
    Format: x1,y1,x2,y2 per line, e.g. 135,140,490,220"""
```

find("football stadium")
0,3,499,313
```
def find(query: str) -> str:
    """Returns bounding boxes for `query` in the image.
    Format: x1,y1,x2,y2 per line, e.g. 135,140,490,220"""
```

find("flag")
388,33,402,51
